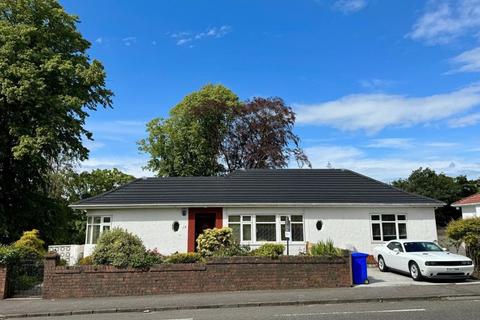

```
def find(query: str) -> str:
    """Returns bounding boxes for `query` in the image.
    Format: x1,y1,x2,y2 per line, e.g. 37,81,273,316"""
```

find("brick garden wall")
43,254,352,299
0,264,7,299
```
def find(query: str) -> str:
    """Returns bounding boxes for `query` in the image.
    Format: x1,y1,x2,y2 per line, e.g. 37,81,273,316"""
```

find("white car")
374,240,474,281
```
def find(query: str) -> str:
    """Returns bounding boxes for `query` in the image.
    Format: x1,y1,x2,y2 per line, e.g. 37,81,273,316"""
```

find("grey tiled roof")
72,169,443,207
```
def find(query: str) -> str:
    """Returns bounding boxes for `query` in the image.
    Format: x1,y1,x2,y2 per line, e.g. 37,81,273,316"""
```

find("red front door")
187,208,223,252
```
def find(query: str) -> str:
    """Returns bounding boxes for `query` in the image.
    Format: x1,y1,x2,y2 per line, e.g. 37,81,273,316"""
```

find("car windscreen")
403,242,443,252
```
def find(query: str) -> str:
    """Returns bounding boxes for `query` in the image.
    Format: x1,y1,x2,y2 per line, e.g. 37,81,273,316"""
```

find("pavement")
13,299,480,320
1,275,480,319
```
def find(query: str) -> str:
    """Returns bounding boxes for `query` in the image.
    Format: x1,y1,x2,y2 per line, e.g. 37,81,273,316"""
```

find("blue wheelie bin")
351,252,369,284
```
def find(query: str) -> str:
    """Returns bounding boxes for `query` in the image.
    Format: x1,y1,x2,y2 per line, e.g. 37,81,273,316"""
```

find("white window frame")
228,214,305,244
85,215,112,244
228,215,253,243
370,213,407,243
280,215,305,243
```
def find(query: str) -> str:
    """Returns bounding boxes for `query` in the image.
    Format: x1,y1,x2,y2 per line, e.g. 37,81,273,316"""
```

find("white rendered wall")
83,205,437,257
461,205,479,218
223,206,437,255
84,208,188,256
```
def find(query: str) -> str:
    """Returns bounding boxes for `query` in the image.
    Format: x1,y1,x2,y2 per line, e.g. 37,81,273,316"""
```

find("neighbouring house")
453,193,480,219
71,169,443,257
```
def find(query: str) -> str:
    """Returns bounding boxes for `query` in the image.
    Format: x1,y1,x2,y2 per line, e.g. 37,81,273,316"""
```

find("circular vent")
316,220,323,231
172,221,180,232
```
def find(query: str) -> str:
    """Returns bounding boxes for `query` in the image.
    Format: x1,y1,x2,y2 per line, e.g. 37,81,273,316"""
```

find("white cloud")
305,145,480,181
332,0,367,14
449,47,480,73
122,37,137,46
79,156,153,178
95,37,103,44
408,0,480,45
295,83,480,133
367,138,413,149
448,112,480,127
170,26,231,46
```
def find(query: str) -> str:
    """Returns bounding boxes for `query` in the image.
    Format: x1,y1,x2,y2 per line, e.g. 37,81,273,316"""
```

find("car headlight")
461,261,473,266
425,261,437,266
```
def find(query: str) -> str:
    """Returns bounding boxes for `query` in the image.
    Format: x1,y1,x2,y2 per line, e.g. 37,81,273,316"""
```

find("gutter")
70,202,444,210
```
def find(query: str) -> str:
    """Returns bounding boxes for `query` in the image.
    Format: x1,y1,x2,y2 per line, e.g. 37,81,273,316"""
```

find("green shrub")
251,243,285,258
92,228,147,268
14,229,46,257
78,256,93,265
211,243,251,257
309,239,343,257
446,217,480,271
164,252,203,264
197,227,234,257
0,245,21,265
130,249,164,269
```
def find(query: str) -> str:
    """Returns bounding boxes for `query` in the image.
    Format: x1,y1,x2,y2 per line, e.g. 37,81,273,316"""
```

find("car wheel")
409,262,423,281
378,256,389,272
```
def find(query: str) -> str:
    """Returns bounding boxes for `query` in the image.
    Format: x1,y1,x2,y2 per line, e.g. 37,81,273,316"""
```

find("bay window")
86,216,112,244
371,214,407,241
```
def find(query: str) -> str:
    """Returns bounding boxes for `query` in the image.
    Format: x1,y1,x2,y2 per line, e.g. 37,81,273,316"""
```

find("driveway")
360,266,479,287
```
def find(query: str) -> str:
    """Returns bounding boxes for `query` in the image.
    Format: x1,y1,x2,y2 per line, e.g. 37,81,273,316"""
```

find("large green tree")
139,84,240,176
49,168,135,244
139,85,310,177
0,0,113,243
392,168,479,225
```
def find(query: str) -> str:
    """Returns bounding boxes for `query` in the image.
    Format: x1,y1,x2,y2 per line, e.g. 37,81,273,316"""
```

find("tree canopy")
392,168,479,225
139,85,310,177
0,0,113,243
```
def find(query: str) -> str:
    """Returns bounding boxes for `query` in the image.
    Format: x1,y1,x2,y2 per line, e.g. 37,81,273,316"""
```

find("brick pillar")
43,252,60,299
0,264,8,299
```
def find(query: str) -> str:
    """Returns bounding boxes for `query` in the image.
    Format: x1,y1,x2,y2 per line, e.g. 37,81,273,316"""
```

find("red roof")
453,193,480,206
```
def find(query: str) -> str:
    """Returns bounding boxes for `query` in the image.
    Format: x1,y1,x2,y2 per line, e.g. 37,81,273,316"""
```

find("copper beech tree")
221,97,310,172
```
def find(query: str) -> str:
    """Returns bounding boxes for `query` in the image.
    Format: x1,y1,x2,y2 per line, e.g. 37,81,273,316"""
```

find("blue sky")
61,0,480,182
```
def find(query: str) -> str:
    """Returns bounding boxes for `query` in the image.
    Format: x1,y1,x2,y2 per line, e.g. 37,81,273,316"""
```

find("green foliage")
48,168,135,244
130,249,164,269
196,227,235,257
139,85,310,177
164,252,203,264
13,229,46,257
0,0,112,244
211,243,251,257
392,168,479,225
309,239,343,257
78,255,93,265
0,245,20,265
92,228,147,268
251,243,285,258
446,218,480,271
139,84,240,176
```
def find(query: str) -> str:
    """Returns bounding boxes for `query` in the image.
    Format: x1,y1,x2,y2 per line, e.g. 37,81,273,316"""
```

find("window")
86,216,112,244
228,215,252,243
281,215,304,242
229,214,305,243
371,214,407,242
256,215,276,241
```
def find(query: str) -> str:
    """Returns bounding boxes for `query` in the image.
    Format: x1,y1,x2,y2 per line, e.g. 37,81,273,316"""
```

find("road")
17,297,480,320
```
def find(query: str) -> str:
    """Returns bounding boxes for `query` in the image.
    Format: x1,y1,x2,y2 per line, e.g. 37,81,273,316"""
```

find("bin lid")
351,252,369,258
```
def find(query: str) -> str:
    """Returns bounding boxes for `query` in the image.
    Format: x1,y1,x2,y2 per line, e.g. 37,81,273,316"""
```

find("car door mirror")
442,247,448,251
393,248,400,254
